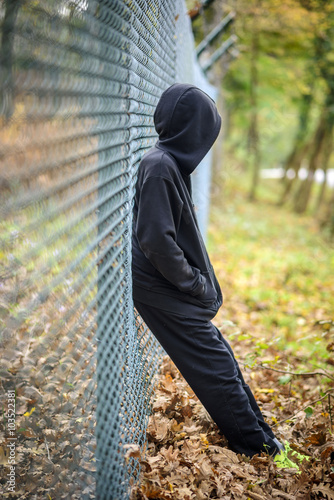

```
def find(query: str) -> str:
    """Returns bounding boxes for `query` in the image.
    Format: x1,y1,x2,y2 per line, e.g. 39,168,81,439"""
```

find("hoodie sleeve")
135,175,206,296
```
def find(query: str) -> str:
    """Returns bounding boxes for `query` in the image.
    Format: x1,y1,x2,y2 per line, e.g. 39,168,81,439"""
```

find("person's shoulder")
140,146,178,181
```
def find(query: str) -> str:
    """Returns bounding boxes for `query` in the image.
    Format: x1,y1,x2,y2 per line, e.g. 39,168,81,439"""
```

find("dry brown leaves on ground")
130,356,334,500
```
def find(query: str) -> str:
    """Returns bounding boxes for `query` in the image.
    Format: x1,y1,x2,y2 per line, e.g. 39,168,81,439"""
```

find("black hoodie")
132,83,223,316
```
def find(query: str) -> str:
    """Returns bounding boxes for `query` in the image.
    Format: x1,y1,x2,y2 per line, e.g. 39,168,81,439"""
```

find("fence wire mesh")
0,1,215,498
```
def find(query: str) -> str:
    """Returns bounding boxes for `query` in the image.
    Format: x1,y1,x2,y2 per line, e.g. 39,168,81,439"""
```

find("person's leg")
213,326,276,440
135,301,279,457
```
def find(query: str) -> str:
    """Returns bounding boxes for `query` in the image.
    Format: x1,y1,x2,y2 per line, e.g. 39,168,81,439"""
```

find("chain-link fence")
0,1,216,498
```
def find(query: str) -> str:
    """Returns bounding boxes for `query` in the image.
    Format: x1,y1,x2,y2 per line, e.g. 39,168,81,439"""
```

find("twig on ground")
44,436,52,462
240,361,334,382
273,389,334,427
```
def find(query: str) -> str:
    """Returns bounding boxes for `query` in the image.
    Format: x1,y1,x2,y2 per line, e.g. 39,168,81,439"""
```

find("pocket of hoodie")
196,271,217,306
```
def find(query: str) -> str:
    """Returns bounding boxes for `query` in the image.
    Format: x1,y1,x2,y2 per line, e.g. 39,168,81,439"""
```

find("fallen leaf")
23,406,36,417
307,431,327,446
124,443,141,460
312,482,334,500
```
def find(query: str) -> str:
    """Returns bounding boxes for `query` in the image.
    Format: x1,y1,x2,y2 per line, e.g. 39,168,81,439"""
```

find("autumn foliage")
130,353,333,499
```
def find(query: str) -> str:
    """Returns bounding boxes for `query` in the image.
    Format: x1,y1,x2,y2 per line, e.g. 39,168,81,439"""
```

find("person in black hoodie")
132,83,284,457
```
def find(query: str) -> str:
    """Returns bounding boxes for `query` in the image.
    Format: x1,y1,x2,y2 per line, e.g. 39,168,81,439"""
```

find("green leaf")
304,407,313,417
279,374,292,385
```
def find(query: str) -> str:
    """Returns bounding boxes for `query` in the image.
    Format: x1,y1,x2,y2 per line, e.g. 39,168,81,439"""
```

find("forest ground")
131,172,334,500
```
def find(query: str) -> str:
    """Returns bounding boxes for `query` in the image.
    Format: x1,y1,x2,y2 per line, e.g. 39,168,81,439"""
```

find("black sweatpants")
135,300,279,457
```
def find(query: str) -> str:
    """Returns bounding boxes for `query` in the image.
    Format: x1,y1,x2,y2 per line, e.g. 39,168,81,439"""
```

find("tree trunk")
278,91,313,206
248,17,260,202
312,4,334,225
0,0,22,120
278,142,310,206
293,109,327,213
313,126,333,215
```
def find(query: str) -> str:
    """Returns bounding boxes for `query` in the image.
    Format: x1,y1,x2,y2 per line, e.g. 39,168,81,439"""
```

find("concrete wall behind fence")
0,1,217,498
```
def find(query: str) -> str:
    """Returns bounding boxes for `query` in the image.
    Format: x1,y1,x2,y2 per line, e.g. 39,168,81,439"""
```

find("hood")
154,83,221,175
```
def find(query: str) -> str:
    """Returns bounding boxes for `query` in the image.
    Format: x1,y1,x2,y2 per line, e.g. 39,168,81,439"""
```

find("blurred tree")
278,80,313,206
191,0,334,229
248,5,261,201
0,0,22,119
292,0,334,215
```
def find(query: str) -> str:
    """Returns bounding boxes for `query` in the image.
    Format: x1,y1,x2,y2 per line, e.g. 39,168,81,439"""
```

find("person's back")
132,144,222,315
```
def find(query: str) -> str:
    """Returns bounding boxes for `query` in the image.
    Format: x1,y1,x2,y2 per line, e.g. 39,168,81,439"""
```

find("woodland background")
193,0,334,228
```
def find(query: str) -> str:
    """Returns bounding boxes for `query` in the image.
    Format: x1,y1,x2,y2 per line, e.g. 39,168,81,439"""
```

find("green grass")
208,169,334,377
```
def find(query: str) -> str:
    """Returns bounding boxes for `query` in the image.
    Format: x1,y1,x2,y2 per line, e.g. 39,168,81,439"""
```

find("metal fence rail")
0,1,214,498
